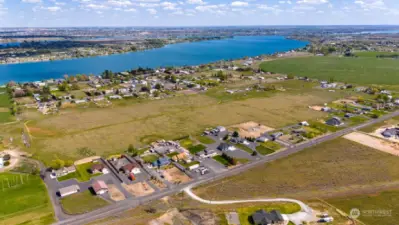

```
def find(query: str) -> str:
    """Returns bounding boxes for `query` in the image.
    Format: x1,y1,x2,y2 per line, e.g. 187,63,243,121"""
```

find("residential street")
52,110,399,225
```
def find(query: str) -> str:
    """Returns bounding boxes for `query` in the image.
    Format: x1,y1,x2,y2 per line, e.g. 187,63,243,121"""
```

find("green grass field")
255,145,275,155
195,138,399,200
141,154,159,163
328,190,399,225
0,92,11,108
188,144,206,154
0,173,54,225
354,51,398,58
179,138,194,149
235,143,253,154
60,190,109,215
213,155,230,166
196,135,215,144
260,56,399,85
0,111,14,123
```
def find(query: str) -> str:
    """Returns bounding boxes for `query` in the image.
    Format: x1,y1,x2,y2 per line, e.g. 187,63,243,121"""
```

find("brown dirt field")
344,132,399,156
309,105,323,111
230,121,274,138
332,99,357,105
0,108,9,113
22,88,340,164
108,184,125,202
163,167,191,184
122,182,154,197
194,138,399,200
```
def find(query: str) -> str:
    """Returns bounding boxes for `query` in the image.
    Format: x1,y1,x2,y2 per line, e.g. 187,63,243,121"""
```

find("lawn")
141,154,159,163
179,138,194,149
237,203,300,225
0,173,54,225
195,138,399,200
0,92,11,108
354,51,399,58
260,56,399,85
213,155,230,166
259,141,281,151
22,82,341,165
0,111,14,123
235,143,254,154
196,135,215,144
60,190,109,215
188,144,206,154
255,145,275,155
57,162,101,182
328,190,399,225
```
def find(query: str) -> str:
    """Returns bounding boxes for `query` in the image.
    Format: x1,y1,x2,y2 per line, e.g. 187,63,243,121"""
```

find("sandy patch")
74,156,101,165
333,99,357,105
309,105,323,111
122,181,154,197
0,107,9,112
0,149,28,172
149,208,189,225
163,167,191,184
108,184,125,201
230,121,274,138
344,132,399,156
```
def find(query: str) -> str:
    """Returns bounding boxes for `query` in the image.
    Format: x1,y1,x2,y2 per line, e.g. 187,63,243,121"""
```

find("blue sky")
0,0,398,27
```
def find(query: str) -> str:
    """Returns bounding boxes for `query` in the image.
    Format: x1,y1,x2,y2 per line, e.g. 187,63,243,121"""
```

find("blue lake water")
0,36,308,84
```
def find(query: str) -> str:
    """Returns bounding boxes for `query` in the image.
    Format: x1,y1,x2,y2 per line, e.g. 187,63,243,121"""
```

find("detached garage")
59,185,80,197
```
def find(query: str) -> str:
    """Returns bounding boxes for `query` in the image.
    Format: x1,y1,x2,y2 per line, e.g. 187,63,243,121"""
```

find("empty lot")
21,86,342,164
194,138,399,200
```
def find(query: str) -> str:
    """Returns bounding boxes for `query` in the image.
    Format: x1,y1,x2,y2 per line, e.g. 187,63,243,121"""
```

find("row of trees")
221,153,237,166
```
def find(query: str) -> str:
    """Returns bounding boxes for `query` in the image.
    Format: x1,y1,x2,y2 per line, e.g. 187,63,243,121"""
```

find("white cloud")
22,0,42,3
297,0,328,4
186,0,205,5
147,8,157,14
231,1,248,7
107,0,132,7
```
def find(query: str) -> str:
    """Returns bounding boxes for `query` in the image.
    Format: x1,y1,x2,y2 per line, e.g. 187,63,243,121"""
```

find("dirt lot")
230,121,274,138
194,138,399,200
344,132,399,156
309,105,324,111
108,184,125,201
163,167,191,184
332,98,357,105
122,182,154,197
19,80,344,165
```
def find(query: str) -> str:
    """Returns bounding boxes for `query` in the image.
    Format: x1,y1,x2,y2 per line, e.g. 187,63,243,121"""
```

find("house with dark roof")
325,117,343,126
90,164,109,174
121,163,141,174
152,157,171,168
217,143,236,152
381,128,399,138
251,210,285,225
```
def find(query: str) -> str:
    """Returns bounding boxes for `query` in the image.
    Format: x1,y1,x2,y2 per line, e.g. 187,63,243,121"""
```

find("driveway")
183,187,316,225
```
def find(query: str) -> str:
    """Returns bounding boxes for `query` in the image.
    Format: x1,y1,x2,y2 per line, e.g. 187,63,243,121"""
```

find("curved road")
53,110,399,225
184,187,315,224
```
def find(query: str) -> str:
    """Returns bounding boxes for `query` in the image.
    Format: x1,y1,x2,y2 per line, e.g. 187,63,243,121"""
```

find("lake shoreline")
0,36,308,84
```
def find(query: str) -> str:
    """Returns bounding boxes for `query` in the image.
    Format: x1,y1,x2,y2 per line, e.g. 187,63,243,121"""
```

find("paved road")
184,187,315,225
53,110,399,225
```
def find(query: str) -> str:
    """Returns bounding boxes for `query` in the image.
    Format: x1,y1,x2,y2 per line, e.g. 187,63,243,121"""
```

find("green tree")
42,86,51,95
51,159,65,170
232,131,239,137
